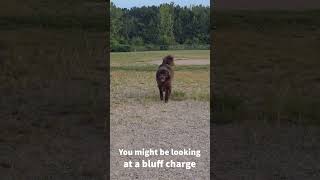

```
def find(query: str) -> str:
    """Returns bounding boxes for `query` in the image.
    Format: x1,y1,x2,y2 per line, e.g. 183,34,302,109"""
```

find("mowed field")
111,50,210,104
110,50,210,179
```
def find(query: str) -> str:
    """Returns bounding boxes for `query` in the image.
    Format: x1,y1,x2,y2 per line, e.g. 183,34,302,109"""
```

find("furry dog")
156,55,174,103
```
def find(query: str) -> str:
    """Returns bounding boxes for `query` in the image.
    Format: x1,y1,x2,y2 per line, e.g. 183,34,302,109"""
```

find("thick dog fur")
156,55,174,103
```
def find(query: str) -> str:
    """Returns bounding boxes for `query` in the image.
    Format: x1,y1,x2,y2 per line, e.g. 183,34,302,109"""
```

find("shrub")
111,44,131,52
160,45,169,50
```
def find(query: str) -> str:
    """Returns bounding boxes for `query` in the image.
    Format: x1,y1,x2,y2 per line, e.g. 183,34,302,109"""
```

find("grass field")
111,50,210,104
213,10,320,125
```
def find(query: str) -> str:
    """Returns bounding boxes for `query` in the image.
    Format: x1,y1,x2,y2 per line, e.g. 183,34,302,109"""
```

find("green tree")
159,3,175,45
124,6,160,45
191,5,210,44
110,3,210,51
110,2,124,47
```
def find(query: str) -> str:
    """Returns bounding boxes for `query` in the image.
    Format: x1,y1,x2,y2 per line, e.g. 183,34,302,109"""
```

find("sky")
112,0,210,9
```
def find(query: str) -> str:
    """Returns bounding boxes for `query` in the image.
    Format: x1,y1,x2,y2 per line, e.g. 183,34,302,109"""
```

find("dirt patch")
150,58,210,65
111,100,210,179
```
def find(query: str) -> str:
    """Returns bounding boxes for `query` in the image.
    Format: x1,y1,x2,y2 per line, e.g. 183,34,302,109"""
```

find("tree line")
110,2,210,51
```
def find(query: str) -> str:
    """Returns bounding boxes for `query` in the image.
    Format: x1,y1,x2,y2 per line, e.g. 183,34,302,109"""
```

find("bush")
130,37,144,46
145,44,159,51
111,44,131,52
160,45,169,50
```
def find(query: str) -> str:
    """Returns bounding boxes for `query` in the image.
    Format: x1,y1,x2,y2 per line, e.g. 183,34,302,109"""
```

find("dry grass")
111,50,210,106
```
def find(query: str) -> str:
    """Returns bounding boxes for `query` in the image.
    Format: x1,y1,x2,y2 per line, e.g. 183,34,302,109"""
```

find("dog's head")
162,55,174,66
157,69,170,83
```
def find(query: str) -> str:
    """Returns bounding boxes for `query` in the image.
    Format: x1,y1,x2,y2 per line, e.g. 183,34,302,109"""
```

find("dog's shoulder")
158,64,172,71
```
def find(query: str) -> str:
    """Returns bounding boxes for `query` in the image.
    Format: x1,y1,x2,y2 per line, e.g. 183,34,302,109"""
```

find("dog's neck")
162,62,173,66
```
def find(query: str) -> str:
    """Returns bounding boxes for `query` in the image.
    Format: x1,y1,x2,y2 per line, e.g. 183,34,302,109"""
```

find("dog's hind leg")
165,88,171,103
159,86,163,101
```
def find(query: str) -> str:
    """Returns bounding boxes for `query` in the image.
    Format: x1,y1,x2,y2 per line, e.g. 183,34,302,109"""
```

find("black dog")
156,55,174,103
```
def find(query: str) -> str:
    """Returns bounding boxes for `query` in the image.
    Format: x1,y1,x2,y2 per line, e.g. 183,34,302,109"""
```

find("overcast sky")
112,0,210,9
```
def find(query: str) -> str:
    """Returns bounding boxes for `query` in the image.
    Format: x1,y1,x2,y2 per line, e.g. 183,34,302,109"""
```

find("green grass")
111,64,209,72
111,50,210,66
111,50,210,103
171,90,187,101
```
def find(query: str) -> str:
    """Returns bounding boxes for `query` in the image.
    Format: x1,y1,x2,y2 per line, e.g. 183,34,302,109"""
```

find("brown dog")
156,55,174,103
